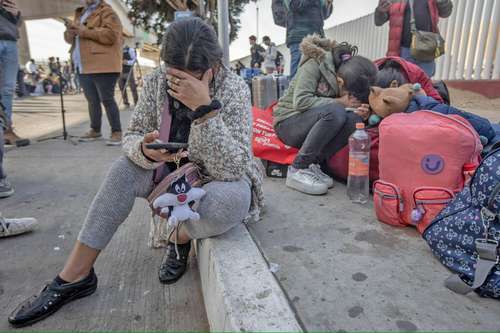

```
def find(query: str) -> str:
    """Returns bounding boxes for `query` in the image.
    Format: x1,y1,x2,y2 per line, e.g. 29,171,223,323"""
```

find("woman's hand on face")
142,131,189,162
354,104,371,121
166,68,213,111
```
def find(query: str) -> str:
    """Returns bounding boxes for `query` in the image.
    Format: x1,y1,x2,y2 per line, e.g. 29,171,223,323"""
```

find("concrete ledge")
196,223,302,332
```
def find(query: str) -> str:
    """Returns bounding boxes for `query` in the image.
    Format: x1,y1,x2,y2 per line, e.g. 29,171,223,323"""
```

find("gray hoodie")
0,8,21,41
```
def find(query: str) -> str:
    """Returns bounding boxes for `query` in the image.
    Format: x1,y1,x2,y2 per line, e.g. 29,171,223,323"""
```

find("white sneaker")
0,215,38,238
286,167,329,195
309,164,334,188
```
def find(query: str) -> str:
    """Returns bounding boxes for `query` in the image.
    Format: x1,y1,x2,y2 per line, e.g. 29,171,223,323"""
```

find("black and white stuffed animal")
152,176,206,228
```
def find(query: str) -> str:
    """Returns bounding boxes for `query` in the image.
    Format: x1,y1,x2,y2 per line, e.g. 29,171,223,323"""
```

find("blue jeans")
0,123,5,179
289,43,302,79
0,40,19,123
400,47,436,78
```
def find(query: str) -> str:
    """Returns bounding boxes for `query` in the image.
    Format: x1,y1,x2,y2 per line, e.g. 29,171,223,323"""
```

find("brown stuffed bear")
367,83,425,125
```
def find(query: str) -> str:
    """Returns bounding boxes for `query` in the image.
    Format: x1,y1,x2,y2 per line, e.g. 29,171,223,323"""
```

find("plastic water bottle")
347,123,370,204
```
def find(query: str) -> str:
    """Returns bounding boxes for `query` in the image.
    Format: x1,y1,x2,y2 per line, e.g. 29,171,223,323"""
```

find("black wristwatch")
190,100,222,121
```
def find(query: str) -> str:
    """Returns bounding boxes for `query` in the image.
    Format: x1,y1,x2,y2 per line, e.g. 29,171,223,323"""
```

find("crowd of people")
21,57,81,97
1,0,498,329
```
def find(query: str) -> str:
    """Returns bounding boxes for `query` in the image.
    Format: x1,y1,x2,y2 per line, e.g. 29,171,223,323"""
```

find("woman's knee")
318,103,347,122
184,180,251,239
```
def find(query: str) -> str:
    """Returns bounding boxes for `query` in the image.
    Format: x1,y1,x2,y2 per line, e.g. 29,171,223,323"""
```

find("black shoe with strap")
158,241,191,284
8,268,98,328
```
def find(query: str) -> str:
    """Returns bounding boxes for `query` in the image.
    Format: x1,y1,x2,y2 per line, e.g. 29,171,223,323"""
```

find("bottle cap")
356,123,365,129
463,163,476,172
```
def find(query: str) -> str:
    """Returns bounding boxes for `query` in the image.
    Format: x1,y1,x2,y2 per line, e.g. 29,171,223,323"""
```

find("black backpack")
123,47,132,61
433,80,451,105
275,50,283,67
272,0,288,27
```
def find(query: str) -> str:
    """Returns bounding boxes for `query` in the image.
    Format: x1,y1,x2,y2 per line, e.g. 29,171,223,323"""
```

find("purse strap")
154,97,173,184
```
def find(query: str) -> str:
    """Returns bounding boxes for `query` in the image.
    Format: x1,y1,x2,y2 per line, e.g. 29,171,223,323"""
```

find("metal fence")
234,0,500,80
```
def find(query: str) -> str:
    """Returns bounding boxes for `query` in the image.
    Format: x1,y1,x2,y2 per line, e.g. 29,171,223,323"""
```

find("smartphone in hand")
145,142,188,153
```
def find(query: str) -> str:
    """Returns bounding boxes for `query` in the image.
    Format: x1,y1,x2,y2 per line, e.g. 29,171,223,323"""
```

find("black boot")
8,268,98,328
158,241,191,285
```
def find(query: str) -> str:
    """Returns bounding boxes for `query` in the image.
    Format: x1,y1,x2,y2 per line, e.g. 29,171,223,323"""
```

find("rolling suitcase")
252,74,289,109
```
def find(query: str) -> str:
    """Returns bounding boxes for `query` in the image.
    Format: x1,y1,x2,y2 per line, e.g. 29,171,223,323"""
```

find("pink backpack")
374,111,482,234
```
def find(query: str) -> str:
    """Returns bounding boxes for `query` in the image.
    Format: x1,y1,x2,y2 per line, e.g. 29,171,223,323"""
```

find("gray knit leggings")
78,156,251,250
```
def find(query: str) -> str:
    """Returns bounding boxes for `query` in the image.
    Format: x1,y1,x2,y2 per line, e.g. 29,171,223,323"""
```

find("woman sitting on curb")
273,36,378,195
8,18,264,328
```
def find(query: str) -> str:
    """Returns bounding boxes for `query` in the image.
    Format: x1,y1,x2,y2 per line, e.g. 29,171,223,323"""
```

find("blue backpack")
424,147,500,299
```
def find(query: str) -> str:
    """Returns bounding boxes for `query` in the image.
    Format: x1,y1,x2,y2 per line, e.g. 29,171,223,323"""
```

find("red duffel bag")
252,104,298,165
327,127,380,182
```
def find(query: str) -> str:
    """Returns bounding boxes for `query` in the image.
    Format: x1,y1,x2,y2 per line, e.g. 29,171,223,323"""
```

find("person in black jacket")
286,0,333,78
249,35,265,68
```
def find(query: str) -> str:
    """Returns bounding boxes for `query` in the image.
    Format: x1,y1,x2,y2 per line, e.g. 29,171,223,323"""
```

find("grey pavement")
0,97,208,331
248,179,500,331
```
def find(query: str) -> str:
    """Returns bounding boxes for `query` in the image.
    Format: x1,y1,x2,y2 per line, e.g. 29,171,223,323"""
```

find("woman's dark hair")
161,18,223,73
375,60,409,88
331,42,378,103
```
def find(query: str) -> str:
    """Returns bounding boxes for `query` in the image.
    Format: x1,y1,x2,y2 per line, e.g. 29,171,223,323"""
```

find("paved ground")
0,96,209,331
10,94,92,142
249,180,499,331
248,103,500,331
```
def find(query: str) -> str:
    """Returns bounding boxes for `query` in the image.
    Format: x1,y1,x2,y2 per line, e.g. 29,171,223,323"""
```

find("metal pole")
474,0,494,80
256,2,260,41
218,0,230,66
482,0,499,79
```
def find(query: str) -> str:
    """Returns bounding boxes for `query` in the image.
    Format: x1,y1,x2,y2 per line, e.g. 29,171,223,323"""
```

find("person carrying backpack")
272,0,333,78
262,36,278,74
249,35,265,68
118,45,139,107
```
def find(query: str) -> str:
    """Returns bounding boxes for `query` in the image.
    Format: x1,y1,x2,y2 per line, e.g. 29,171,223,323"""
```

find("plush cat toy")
152,176,206,228
368,83,421,126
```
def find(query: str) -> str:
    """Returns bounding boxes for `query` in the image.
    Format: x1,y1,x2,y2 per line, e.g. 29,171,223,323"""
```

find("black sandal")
8,268,98,328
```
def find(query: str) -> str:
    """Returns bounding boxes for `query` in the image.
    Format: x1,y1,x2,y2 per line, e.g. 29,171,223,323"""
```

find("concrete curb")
196,223,302,332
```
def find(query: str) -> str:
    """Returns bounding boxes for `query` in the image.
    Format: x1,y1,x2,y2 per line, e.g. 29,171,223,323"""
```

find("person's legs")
61,155,153,280
93,73,121,133
74,70,81,93
0,122,5,180
276,103,347,169
321,111,363,161
76,156,154,254
8,156,155,327
182,178,251,240
0,106,13,197
129,71,138,105
0,40,19,123
79,74,103,133
289,43,301,79
118,71,129,106
158,178,251,284
400,47,436,77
